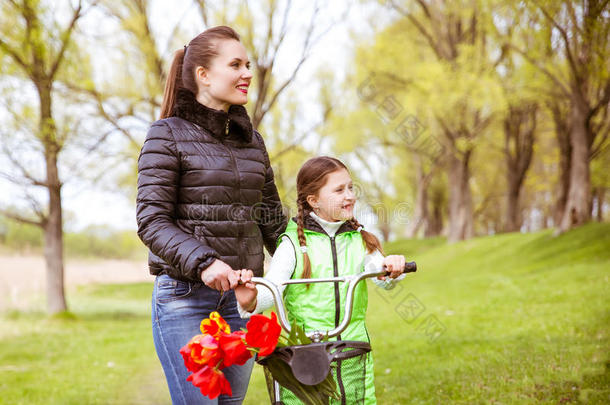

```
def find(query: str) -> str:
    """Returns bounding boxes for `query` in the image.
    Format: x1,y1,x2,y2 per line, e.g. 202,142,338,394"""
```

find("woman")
136,26,286,404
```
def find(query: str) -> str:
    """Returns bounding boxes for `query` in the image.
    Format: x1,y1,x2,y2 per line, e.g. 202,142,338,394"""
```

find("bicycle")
250,261,417,404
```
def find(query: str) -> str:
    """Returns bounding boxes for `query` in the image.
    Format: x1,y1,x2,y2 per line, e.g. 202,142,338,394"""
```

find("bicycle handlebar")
251,261,417,342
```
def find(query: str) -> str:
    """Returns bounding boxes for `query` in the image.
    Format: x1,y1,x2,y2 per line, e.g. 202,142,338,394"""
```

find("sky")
0,0,394,232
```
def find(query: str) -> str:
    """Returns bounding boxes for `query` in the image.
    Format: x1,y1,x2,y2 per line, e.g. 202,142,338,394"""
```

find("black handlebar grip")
403,261,417,273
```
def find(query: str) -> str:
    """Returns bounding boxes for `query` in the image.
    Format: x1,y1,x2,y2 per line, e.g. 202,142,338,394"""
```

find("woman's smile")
236,83,249,94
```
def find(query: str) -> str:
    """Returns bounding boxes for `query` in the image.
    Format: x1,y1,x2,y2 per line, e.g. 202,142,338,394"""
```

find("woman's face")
307,169,356,222
196,39,252,111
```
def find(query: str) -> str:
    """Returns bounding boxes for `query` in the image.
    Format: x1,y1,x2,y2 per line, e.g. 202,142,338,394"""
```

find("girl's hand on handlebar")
378,255,406,280
201,259,239,291
234,269,257,312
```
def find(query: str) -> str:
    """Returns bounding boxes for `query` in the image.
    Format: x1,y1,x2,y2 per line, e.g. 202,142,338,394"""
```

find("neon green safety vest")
278,218,377,405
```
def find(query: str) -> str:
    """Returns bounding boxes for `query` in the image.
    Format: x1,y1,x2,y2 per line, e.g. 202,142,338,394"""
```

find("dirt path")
0,254,155,310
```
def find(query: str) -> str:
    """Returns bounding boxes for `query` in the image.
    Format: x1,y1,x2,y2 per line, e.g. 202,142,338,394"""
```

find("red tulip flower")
187,365,232,399
200,311,231,338
179,342,202,373
245,312,282,356
193,334,223,367
180,334,222,371
219,331,253,367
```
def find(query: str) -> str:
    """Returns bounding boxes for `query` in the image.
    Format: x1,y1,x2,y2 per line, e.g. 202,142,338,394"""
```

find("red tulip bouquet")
180,311,338,404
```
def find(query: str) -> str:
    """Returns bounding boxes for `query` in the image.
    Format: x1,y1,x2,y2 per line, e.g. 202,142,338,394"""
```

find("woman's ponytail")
159,48,185,119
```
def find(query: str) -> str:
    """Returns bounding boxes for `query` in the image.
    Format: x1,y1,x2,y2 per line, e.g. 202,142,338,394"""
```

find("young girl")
235,156,407,405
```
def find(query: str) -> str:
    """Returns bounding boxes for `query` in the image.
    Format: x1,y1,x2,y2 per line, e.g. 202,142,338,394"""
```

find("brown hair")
159,26,241,119
296,156,384,279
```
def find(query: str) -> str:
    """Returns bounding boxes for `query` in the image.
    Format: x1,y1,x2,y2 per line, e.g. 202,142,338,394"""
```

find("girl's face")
307,168,356,222
196,39,252,111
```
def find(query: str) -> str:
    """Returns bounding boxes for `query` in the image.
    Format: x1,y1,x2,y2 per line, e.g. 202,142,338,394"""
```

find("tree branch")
0,209,46,228
534,1,581,85
0,138,47,187
49,0,83,79
194,0,209,27
63,83,142,148
258,1,319,120
510,44,571,97
589,80,610,119
270,118,322,160
0,38,28,71
388,0,444,60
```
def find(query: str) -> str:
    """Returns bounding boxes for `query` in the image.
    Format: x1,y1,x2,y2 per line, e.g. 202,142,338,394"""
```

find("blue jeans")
152,274,254,404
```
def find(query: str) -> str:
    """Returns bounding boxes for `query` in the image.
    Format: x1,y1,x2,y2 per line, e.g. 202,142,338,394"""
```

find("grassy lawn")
1,223,608,404
0,283,168,405
376,223,610,404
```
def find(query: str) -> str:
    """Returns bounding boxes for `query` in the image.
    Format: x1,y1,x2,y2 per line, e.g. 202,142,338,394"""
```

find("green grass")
0,283,169,405
372,223,610,404
1,223,609,404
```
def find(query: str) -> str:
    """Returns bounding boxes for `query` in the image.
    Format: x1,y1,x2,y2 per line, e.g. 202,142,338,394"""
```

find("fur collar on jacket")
173,88,253,142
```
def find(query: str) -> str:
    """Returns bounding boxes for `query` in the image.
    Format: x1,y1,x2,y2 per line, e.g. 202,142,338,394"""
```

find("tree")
514,0,610,232
502,103,537,232
491,6,542,233
547,98,572,225
385,0,505,241
0,0,95,314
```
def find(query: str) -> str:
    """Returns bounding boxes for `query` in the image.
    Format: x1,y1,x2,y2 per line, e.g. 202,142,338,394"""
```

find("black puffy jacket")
136,89,287,282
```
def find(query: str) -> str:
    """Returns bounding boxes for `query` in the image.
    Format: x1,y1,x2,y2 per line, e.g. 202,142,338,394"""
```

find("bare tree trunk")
406,155,430,238
503,105,536,232
39,85,67,314
426,185,444,237
44,157,66,314
554,135,571,225
548,101,572,226
542,210,551,229
375,198,392,242
594,187,605,222
373,199,392,243
378,222,391,242
559,101,592,231
505,181,521,233
447,151,474,242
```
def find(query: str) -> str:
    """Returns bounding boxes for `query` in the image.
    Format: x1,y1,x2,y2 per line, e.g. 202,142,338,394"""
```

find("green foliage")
591,145,610,189
0,218,145,259
0,217,44,252
63,225,146,260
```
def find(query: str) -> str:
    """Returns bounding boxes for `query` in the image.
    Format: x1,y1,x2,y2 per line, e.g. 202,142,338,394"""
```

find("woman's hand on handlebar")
234,269,257,312
378,255,406,280
200,259,240,291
